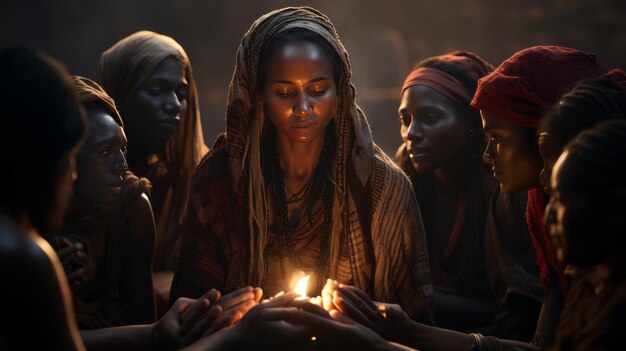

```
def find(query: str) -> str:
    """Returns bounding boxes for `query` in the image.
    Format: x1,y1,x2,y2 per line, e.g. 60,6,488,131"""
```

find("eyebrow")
271,77,330,85
144,77,188,86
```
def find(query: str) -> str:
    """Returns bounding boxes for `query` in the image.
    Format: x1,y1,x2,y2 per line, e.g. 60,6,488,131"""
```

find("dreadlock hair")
0,47,86,232
562,119,626,265
245,27,343,286
540,76,626,155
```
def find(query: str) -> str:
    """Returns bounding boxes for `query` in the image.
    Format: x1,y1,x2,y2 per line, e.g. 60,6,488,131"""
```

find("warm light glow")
295,275,310,299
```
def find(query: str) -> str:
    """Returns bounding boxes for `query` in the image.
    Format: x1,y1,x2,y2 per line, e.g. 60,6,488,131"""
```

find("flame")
294,275,310,299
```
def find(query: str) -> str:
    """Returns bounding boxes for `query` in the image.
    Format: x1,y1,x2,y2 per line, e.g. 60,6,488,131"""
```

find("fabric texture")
171,6,432,318
98,31,208,270
471,46,612,128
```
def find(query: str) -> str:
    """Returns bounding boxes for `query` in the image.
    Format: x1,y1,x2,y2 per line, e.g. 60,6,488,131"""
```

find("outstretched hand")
323,280,416,345
153,289,223,350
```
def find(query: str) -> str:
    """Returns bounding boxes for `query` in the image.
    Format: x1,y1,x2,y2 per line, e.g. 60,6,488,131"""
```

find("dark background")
3,0,625,156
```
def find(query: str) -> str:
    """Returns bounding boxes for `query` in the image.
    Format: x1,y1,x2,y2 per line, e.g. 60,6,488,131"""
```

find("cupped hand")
153,289,222,350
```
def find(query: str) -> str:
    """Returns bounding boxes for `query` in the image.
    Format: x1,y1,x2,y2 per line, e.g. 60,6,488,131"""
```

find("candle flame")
295,275,310,299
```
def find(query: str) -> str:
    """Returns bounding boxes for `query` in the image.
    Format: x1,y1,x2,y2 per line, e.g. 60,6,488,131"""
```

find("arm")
119,193,157,324
1,231,85,350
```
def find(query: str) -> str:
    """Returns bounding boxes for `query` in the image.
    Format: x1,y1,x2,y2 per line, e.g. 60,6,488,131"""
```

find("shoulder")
0,222,64,295
125,193,156,243
372,145,413,196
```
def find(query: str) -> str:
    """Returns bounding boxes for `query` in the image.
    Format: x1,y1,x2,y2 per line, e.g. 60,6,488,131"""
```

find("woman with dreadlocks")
171,7,433,319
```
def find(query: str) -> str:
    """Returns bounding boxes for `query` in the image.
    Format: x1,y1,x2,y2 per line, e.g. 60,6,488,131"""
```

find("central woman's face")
74,106,129,206
123,57,188,153
399,85,474,173
261,41,337,144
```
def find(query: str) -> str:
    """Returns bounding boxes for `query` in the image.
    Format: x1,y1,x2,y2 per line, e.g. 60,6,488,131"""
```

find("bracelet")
469,333,503,351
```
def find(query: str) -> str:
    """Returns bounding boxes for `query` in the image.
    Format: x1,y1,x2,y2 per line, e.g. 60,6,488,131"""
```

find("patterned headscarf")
226,7,376,282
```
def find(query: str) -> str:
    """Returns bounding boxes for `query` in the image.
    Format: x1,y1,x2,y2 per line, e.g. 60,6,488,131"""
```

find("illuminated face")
482,112,542,193
399,85,475,173
74,106,129,206
122,57,188,153
260,41,337,145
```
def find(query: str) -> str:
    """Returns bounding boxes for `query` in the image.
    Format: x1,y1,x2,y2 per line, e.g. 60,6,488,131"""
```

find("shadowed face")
544,151,601,265
74,105,129,205
261,40,337,145
399,84,475,173
122,57,187,153
482,112,542,193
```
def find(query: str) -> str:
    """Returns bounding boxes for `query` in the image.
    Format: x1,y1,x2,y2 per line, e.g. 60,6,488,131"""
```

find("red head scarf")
471,46,613,128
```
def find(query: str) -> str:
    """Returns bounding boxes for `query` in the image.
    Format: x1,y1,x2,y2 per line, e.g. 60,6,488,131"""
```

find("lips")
291,122,317,129
408,147,429,156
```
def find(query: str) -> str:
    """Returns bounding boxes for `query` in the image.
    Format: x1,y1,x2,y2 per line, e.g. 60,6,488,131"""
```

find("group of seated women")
2,6,626,351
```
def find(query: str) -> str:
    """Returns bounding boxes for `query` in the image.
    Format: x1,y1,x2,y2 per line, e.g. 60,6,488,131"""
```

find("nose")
293,91,312,118
163,91,182,116
483,139,496,164
112,150,129,177
406,120,424,142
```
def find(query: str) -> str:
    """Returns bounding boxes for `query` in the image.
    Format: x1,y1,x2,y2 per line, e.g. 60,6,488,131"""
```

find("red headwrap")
402,51,492,106
471,46,611,128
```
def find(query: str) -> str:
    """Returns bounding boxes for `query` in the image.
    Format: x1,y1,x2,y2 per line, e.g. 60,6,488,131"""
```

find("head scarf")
98,31,208,270
226,6,376,283
402,51,492,107
70,75,123,127
471,46,617,128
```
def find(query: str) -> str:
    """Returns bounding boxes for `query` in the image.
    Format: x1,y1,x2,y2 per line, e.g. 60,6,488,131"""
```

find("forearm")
408,322,538,351
80,324,153,351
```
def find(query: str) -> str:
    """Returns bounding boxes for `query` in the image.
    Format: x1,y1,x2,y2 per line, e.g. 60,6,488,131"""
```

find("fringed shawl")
171,7,432,317
98,31,208,270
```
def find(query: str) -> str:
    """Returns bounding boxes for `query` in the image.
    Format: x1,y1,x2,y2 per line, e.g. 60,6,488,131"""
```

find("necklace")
284,179,312,204
270,133,334,291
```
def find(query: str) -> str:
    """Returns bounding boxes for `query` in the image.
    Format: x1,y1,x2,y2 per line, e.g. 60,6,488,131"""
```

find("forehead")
481,111,518,132
146,57,186,83
263,41,334,80
85,107,125,144
399,85,461,111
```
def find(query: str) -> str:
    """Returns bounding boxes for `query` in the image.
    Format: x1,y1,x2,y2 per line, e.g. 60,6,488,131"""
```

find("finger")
339,284,378,311
57,244,77,260
330,309,359,325
179,298,211,335
205,310,241,337
264,308,346,338
181,305,223,346
219,287,255,310
336,287,382,322
332,292,378,330
253,287,263,303
260,292,299,307
291,301,332,319
229,299,256,319
66,268,86,282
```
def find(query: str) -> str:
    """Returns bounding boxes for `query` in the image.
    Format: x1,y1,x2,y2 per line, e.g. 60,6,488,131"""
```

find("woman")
546,120,626,350
171,7,433,319
472,45,622,348
395,52,499,330
50,76,156,328
98,31,208,274
538,75,626,196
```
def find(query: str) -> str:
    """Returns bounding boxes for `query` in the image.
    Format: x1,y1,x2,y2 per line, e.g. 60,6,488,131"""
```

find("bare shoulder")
125,193,156,242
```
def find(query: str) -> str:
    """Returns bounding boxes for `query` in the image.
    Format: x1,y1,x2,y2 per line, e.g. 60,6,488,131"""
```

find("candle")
294,274,310,299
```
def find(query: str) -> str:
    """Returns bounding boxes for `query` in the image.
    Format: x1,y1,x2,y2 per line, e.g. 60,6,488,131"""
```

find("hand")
52,236,90,291
203,286,262,336
229,292,315,351
267,301,394,351
325,281,415,345
153,289,223,350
